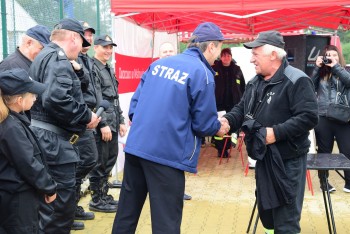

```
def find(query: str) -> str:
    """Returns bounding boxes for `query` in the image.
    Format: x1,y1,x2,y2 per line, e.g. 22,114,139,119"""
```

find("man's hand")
87,112,100,129
45,193,57,204
119,124,127,137
70,60,82,71
101,126,112,141
216,117,230,137
265,127,276,145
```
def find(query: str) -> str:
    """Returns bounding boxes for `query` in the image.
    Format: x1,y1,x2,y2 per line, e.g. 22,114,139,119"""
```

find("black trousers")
89,131,119,182
314,116,350,184
30,127,78,234
0,189,39,234
75,130,98,201
258,155,307,233
39,163,76,234
112,153,184,234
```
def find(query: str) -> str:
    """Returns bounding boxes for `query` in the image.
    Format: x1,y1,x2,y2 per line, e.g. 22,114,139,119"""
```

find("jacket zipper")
189,136,197,161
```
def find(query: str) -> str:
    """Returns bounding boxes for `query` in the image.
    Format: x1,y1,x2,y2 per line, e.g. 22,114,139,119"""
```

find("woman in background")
0,69,57,233
311,45,350,193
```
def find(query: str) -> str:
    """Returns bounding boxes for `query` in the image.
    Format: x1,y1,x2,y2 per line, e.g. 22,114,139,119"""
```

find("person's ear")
271,50,278,60
16,95,23,106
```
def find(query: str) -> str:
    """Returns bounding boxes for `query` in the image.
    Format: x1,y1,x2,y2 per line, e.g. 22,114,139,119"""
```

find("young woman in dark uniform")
0,69,57,233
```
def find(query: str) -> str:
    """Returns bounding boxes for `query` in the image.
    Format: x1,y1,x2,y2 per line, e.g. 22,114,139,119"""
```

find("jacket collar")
93,57,108,70
250,58,289,84
183,47,215,75
10,110,30,126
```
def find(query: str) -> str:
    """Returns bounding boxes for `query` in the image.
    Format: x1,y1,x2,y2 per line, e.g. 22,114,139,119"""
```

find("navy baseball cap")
192,22,229,43
0,68,46,95
80,21,95,34
26,25,51,46
244,31,285,49
94,35,117,47
54,18,90,47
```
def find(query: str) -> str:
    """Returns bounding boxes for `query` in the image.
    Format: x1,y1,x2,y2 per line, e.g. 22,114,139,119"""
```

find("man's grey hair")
187,36,220,53
261,44,287,60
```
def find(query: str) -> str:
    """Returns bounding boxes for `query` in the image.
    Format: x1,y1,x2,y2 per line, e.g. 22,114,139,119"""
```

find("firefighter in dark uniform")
89,35,127,212
0,25,50,72
29,18,100,234
0,25,51,120
0,69,57,234
70,21,100,230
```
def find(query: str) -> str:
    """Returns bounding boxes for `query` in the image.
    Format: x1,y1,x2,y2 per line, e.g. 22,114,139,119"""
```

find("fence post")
96,0,100,36
1,0,8,59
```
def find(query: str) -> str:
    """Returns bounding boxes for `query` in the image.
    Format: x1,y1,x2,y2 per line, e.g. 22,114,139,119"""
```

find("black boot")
102,179,119,206
75,183,95,220
89,180,118,213
75,205,95,220
71,221,84,230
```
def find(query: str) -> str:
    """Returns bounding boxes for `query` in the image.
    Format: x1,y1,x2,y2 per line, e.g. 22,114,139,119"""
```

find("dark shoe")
103,194,119,206
320,183,336,193
71,221,84,230
89,199,118,213
75,205,95,220
183,194,192,200
108,180,122,188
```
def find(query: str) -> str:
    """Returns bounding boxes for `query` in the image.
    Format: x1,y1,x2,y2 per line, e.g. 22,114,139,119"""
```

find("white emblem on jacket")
266,92,275,104
152,65,189,85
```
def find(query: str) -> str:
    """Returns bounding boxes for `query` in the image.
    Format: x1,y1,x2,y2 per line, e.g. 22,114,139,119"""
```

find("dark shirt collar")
15,47,32,67
9,110,30,126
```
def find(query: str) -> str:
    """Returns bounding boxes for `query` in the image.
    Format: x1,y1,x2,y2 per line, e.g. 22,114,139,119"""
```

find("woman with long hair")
311,45,350,193
0,69,57,233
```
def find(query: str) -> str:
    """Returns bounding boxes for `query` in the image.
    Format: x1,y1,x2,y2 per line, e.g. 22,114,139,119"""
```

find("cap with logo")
26,25,51,46
0,68,46,95
54,18,90,47
94,35,117,47
243,31,285,49
192,22,230,43
80,21,95,34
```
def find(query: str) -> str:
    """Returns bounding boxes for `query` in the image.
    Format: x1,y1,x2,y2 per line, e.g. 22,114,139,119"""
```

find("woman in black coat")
311,45,350,193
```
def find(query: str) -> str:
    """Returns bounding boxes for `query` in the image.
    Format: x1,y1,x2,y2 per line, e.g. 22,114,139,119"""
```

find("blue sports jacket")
124,47,221,173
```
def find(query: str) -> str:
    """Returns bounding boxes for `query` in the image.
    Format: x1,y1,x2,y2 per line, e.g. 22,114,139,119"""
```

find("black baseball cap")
26,25,51,46
54,18,91,47
94,35,117,47
192,22,230,43
0,68,46,95
80,21,95,34
244,31,285,49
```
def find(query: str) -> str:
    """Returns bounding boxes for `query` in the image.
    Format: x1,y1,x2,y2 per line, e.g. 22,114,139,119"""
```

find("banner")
115,53,153,93
113,17,177,94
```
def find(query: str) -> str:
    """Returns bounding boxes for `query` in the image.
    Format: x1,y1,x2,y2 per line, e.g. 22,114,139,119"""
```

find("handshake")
216,117,230,137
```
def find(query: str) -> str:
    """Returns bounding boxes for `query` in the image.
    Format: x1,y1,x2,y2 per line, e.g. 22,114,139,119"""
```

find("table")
246,153,350,234
307,153,350,234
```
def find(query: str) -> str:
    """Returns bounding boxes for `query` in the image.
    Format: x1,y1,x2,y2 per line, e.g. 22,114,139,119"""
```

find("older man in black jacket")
221,31,318,233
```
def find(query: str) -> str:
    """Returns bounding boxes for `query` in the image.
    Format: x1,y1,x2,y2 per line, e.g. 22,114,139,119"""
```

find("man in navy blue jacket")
112,22,230,233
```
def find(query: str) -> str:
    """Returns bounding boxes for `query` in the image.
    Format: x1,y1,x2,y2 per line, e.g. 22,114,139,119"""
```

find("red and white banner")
115,53,153,93
113,17,177,94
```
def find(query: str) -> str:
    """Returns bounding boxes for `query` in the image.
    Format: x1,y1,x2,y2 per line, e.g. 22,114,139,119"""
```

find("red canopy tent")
111,0,350,37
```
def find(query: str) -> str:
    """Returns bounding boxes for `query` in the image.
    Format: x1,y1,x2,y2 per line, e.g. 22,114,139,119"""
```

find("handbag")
326,79,350,124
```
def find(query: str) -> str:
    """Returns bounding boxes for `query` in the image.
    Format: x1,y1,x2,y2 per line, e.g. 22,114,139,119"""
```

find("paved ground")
73,143,350,234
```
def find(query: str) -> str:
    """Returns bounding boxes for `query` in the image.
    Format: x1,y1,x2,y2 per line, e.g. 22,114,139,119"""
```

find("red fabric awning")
111,1,350,35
